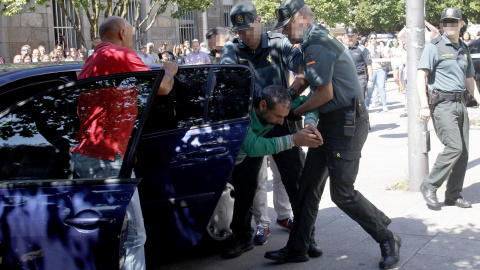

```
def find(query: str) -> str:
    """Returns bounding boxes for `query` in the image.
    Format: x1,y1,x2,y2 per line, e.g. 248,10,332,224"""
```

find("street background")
157,76,480,270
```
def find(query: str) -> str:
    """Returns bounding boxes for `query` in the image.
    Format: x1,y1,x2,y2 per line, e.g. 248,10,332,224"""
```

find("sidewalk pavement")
158,78,480,270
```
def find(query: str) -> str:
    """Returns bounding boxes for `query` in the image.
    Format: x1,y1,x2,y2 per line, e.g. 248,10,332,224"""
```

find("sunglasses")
22,48,30,51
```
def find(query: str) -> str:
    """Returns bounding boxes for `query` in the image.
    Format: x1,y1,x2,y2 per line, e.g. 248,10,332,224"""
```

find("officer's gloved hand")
287,110,302,122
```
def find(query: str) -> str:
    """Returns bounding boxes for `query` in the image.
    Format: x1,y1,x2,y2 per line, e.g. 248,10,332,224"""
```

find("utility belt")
427,85,463,113
318,98,366,136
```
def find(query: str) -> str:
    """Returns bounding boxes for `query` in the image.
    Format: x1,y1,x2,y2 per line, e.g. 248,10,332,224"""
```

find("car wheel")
206,183,234,241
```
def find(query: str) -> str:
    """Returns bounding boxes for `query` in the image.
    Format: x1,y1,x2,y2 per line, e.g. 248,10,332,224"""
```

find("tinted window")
0,74,157,181
470,42,480,54
144,66,252,133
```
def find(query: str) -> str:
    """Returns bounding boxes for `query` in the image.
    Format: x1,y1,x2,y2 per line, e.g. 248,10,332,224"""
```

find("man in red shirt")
71,16,177,270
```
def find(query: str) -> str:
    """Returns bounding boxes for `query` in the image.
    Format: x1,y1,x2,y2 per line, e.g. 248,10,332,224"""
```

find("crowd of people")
1,3,479,270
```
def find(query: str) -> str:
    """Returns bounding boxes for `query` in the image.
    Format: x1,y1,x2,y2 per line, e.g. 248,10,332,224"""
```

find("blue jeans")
366,69,387,107
72,153,146,270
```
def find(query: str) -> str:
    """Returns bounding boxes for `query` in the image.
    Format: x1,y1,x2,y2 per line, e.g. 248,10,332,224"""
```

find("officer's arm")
220,41,238,64
289,65,309,95
292,83,334,116
417,69,429,108
466,77,480,104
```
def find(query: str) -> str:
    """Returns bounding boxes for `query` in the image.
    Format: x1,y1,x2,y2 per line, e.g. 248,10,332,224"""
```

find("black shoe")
445,198,472,208
222,239,254,259
379,232,402,269
420,184,440,207
264,247,309,263
307,240,323,257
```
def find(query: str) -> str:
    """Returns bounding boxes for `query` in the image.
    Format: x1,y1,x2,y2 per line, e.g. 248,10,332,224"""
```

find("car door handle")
65,216,116,229
186,147,227,158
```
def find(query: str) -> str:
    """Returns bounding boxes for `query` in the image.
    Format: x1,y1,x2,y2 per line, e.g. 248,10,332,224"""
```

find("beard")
257,110,274,127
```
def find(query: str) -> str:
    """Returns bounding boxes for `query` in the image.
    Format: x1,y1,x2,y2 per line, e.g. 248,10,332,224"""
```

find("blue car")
0,63,254,269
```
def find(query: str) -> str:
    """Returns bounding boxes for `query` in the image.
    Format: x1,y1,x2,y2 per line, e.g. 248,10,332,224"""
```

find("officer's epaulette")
431,36,442,45
267,32,283,39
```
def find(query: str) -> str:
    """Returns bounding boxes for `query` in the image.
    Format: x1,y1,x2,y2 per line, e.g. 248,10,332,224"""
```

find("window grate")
52,0,81,50
223,5,232,28
180,11,196,45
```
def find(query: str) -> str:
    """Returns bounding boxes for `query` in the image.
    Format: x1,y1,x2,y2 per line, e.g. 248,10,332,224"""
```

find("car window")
143,66,252,134
470,42,480,55
0,73,158,181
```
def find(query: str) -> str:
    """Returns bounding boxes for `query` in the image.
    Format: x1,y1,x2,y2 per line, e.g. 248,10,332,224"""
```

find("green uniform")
418,34,475,200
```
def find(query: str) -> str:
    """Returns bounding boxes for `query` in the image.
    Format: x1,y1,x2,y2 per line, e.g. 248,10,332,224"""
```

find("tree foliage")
252,0,480,36
1,0,215,48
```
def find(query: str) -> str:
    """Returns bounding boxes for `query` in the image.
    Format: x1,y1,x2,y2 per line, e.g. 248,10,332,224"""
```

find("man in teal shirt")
225,85,322,259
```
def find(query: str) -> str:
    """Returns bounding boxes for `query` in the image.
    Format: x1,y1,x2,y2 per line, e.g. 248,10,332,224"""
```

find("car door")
0,70,164,269
135,65,254,254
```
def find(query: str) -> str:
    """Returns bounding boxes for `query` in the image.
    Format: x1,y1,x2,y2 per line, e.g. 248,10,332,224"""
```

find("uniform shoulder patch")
306,60,316,66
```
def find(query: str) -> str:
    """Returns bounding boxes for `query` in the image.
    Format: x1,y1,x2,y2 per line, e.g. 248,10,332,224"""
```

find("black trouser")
357,73,367,99
231,122,305,242
287,110,391,253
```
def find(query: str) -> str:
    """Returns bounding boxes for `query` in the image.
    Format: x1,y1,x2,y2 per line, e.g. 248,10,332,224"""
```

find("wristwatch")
288,88,297,99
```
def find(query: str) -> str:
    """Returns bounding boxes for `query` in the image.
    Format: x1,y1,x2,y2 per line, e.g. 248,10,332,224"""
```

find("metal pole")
406,0,429,191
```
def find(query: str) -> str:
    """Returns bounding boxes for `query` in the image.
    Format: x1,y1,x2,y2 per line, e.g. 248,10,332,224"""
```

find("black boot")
379,231,401,269
307,239,323,257
264,247,309,263
222,239,254,259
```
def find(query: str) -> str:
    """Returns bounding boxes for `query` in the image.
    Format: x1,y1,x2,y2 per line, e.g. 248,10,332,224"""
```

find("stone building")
0,0,242,63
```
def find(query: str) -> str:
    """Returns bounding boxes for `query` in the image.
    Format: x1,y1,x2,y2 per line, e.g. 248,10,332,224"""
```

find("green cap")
274,0,305,30
230,2,258,31
441,7,462,20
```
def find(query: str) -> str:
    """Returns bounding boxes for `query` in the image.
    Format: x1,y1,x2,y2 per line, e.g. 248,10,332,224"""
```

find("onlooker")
66,47,81,61
390,38,403,93
23,54,32,63
182,40,192,55
172,45,185,65
0,56,5,64
206,26,233,64
462,31,472,45
418,7,479,210
13,55,23,63
38,45,47,57
71,16,178,270
146,42,160,63
159,42,174,60
137,45,155,64
88,37,102,57
185,39,211,65
41,55,50,62
200,42,209,53
20,45,31,57
55,45,66,61
31,49,41,62
366,31,389,112
159,51,171,64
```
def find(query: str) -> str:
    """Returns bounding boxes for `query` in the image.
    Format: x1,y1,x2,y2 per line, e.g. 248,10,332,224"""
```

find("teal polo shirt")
418,34,475,92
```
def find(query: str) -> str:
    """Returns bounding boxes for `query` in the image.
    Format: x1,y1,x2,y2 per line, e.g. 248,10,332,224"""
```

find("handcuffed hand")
292,124,323,148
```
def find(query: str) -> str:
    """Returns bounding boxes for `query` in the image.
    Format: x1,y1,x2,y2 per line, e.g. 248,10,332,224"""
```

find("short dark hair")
206,27,233,41
257,85,292,110
368,31,377,39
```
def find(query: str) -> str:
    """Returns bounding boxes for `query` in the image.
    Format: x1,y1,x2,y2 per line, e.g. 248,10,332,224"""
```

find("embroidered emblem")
235,14,244,24
336,153,341,158
239,58,248,62
446,8,454,16
328,33,335,39
306,60,316,66
266,55,272,63
442,54,453,59
292,44,299,49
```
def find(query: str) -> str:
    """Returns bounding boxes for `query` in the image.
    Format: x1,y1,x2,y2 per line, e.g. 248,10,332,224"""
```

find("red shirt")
71,42,150,161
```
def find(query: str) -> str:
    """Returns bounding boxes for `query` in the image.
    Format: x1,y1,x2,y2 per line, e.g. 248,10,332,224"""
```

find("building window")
223,5,232,27
52,0,81,50
179,11,196,44
125,0,142,49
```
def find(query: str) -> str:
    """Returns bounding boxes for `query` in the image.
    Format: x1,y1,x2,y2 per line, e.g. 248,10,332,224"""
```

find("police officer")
418,8,480,209
346,27,373,98
221,1,322,259
264,0,401,269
